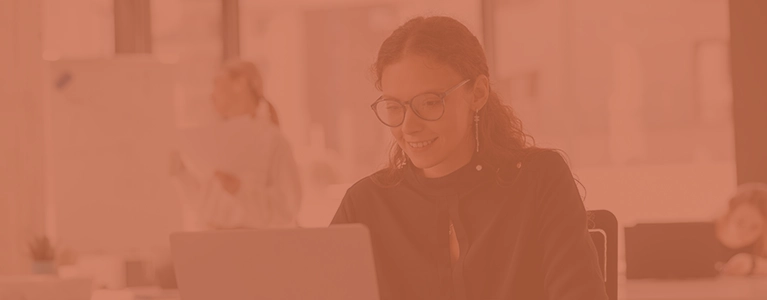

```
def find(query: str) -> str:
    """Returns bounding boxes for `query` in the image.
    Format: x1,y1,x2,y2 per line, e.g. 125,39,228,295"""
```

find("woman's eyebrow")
380,87,446,101
380,94,401,101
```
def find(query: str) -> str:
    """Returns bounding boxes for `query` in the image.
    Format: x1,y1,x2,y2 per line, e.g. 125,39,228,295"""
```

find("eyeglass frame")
370,79,471,127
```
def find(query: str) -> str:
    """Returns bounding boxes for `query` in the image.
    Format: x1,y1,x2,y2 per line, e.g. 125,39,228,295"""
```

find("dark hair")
372,16,540,185
222,60,280,126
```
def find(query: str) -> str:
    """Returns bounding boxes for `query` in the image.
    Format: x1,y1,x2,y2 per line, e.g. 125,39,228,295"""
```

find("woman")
331,16,607,300
170,60,302,230
716,183,767,276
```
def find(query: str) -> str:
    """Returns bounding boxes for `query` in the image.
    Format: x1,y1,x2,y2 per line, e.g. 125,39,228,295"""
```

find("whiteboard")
45,57,182,255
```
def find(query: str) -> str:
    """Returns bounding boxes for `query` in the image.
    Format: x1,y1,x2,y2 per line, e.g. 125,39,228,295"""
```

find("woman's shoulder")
519,148,571,172
495,148,572,181
344,171,391,197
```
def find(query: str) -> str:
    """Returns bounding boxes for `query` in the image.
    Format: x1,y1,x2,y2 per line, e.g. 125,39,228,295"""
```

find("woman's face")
380,54,476,178
211,72,249,119
717,203,765,249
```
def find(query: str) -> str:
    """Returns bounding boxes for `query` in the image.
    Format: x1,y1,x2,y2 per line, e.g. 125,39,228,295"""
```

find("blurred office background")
2,0,766,297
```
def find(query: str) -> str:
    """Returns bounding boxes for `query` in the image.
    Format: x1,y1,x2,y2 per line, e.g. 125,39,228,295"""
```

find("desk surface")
91,287,178,300
90,278,767,300
621,277,767,300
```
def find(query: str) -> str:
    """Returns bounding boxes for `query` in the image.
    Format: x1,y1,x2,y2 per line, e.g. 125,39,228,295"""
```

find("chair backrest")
588,209,618,300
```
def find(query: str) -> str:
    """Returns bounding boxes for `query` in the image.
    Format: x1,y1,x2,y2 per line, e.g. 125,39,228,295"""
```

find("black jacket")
332,150,608,300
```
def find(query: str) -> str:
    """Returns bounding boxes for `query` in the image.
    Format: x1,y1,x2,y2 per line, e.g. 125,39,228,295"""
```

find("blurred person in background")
331,16,607,300
170,60,302,230
716,182,767,276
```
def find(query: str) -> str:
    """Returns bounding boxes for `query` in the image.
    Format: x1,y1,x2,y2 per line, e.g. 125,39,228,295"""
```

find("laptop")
170,224,380,300
624,222,724,279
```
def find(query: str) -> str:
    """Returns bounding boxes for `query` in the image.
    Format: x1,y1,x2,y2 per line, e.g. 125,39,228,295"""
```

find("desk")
0,275,91,300
621,277,767,300
89,279,767,300
91,287,179,300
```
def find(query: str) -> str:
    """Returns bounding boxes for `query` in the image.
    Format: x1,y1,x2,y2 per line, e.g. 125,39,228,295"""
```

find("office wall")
0,0,46,275
489,0,735,225
42,0,113,58
494,0,731,166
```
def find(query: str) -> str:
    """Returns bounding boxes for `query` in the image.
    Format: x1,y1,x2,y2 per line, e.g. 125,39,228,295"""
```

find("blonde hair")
727,183,767,217
220,60,279,125
722,182,767,255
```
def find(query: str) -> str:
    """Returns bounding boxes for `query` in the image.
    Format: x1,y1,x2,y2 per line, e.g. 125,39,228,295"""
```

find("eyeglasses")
371,79,471,127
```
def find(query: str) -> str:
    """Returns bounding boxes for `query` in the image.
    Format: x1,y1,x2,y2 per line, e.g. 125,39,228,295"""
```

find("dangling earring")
399,148,407,169
474,109,480,153
475,109,483,171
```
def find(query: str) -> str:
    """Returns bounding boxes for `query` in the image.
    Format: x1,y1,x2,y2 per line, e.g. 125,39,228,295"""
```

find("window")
487,0,736,225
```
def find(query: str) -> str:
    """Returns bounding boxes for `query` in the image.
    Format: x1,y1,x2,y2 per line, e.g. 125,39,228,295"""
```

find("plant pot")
32,261,57,275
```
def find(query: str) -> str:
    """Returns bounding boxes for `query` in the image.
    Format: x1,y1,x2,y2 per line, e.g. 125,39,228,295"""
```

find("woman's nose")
400,108,424,134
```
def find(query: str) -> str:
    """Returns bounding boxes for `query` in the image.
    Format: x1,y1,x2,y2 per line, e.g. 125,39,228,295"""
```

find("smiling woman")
370,16,532,183
331,16,608,300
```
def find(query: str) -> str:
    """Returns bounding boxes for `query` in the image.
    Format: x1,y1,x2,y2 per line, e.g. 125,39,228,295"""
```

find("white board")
45,57,182,255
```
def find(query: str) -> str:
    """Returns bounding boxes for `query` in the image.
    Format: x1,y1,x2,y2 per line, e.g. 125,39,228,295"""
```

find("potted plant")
28,236,57,275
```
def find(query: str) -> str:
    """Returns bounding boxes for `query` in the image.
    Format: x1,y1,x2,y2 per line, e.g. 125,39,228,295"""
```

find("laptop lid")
170,224,379,300
624,222,723,279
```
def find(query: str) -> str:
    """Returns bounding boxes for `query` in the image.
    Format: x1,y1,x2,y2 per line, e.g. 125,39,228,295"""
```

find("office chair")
588,209,618,300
